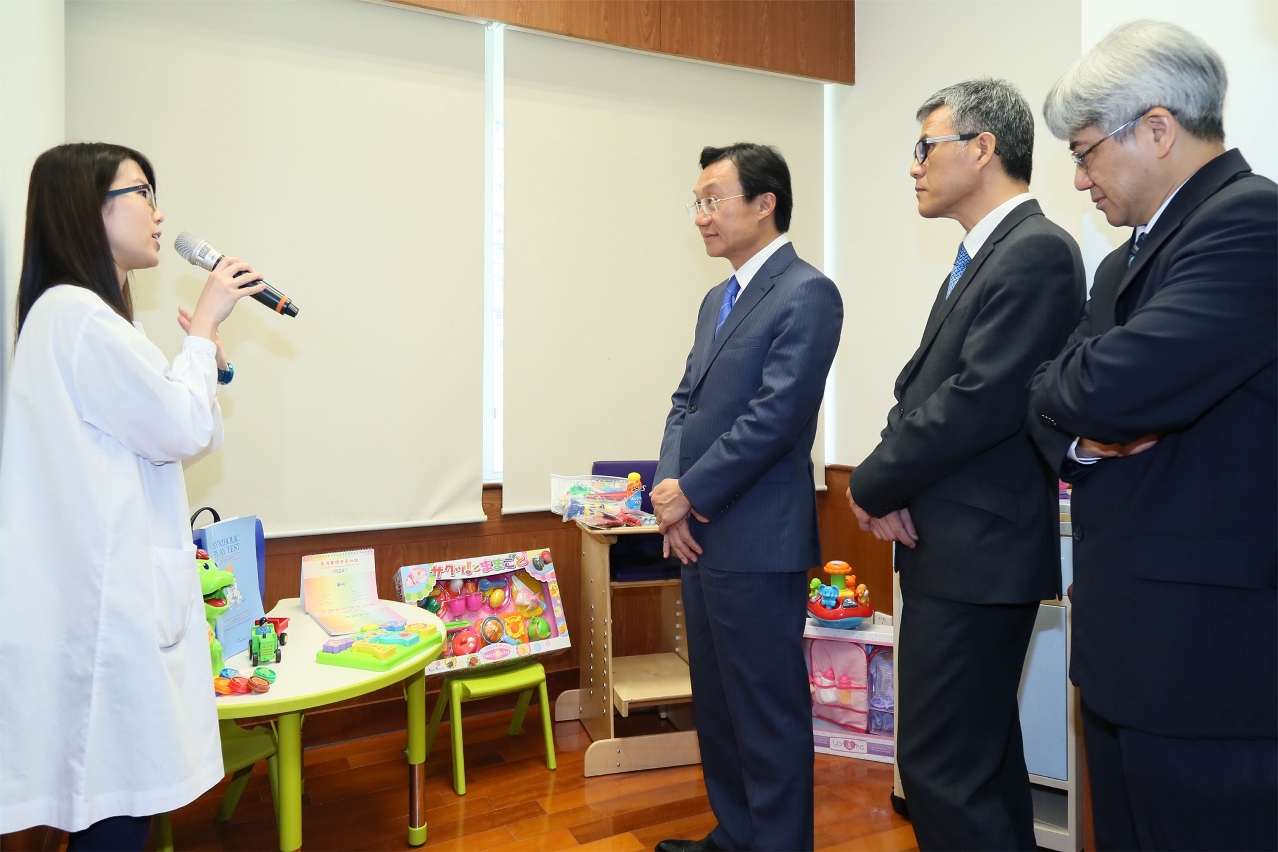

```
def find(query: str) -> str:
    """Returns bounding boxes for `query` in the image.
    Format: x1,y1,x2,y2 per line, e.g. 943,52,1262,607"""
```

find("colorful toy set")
807,560,873,629
394,548,571,675
213,666,277,696
805,633,895,762
315,619,442,672
549,473,645,522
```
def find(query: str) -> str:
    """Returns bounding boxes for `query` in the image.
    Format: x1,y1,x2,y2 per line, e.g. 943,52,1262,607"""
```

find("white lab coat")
0,285,224,833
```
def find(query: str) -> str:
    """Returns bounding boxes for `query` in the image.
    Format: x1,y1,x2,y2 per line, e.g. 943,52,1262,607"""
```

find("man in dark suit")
1031,21,1276,850
846,79,1085,850
651,143,842,852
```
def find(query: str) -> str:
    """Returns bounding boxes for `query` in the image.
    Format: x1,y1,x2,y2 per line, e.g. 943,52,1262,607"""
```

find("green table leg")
406,668,428,846
276,712,303,852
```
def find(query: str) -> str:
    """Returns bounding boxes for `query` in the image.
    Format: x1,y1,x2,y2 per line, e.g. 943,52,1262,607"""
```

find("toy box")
394,548,570,676
804,618,895,764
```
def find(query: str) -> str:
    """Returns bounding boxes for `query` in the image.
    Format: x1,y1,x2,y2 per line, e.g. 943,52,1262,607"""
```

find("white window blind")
501,30,826,513
66,0,487,535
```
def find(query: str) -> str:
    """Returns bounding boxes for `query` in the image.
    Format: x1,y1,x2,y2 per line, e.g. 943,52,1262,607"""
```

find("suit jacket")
851,200,1085,604
656,242,842,573
1029,149,1277,739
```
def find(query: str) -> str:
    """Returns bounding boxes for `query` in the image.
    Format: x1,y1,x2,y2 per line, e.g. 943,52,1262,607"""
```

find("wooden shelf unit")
555,524,701,777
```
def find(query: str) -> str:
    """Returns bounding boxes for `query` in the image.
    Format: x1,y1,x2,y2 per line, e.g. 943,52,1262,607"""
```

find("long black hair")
16,142,156,338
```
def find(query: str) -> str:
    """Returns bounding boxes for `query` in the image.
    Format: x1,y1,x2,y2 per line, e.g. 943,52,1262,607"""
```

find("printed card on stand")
300,548,400,635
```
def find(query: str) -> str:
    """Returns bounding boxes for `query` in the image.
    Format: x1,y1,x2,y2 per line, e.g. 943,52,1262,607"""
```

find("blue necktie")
714,276,741,338
1127,231,1147,266
946,243,971,299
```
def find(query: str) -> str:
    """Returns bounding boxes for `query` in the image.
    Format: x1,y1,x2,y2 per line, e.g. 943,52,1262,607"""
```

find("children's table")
215,598,445,851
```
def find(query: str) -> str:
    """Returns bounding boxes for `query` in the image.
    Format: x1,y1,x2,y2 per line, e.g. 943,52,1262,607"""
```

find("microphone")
173,232,299,317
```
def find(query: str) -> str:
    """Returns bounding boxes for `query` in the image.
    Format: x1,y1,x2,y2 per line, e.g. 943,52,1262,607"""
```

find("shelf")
611,653,693,717
804,620,894,646
610,577,681,590
577,522,661,537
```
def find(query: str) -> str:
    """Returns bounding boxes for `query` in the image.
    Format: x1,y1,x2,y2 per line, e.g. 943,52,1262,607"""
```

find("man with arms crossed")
1030,21,1276,850
651,143,842,852
846,80,1085,850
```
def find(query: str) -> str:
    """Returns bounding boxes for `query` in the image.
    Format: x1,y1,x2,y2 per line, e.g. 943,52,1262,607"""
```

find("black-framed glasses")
104,183,157,210
914,133,979,165
1070,114,1143,172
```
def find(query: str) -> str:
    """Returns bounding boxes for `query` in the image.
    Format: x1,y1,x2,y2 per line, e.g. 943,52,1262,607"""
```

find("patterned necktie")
946,243,971,299
714,276,741,338
1127,231,1148,266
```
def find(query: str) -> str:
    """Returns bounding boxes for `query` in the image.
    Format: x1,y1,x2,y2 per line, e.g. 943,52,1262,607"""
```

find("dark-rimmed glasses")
914,133,979,165
105,183,157,210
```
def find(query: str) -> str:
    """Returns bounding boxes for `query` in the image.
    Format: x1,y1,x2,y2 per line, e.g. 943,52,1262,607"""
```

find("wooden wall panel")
254,468,885,743
394,0,854,84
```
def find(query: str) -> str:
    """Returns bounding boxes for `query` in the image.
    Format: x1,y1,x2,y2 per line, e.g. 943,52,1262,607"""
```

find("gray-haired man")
1030,21,1276,850
847,79,1084,850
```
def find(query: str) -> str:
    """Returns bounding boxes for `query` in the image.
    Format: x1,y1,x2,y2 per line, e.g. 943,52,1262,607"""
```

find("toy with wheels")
249,617,284,666
807,560,873,629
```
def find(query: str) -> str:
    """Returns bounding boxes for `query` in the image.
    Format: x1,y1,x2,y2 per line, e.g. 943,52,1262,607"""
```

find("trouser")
681,563,814,852
896,584,1039,851
67,815,152,852
1081,699,1278,851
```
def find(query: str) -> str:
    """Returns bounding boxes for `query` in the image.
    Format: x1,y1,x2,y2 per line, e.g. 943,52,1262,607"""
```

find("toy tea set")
807,560,873,629
549,472,658,529
394,548,570,675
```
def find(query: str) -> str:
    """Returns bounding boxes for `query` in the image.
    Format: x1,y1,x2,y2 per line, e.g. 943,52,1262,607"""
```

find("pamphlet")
300,548,399,635
192,515,265,658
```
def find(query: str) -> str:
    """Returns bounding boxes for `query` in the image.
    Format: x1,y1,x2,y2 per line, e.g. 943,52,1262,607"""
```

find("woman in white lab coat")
0,143,267,850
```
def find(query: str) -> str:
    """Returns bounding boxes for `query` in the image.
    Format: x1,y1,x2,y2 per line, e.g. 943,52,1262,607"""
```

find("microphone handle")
232,269,299,317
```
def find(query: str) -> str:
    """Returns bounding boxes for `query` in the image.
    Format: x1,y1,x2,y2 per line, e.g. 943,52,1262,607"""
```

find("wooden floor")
2,708,916,852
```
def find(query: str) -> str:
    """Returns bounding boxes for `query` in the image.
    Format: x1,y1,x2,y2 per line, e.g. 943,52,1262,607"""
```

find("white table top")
215,598,446,720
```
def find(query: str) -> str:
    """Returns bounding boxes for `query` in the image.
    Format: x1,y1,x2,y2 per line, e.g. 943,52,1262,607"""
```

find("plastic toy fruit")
452,628,480,656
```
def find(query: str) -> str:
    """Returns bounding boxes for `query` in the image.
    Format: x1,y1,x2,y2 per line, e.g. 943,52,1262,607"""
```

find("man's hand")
847,488,918,549
652,478,692,529
1077,434,1160,460
663,516,704,564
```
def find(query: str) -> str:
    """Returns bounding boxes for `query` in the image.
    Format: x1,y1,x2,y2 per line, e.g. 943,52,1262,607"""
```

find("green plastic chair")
153,719,279,850
425,660,556,795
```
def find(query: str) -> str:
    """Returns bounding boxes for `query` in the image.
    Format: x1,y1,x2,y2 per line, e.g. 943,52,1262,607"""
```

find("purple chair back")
590,460,659,514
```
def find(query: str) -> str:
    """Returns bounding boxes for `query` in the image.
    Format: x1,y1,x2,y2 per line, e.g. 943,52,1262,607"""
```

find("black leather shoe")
654,835,720,852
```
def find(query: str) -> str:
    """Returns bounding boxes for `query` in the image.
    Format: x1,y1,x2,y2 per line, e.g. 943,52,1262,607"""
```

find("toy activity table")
555,523,701,777
215,598,445,851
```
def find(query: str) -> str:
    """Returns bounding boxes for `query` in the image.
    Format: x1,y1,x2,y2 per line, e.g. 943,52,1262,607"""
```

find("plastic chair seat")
153,719,279,851
425,660,556,795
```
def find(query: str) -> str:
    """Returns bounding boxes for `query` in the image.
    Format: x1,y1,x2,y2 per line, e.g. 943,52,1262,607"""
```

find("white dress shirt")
732,233,791,293
963,192,1034,258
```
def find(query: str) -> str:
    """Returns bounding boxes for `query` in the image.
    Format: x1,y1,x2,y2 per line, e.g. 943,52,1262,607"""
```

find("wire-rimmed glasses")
686,194,746,218
1070,114,1143,172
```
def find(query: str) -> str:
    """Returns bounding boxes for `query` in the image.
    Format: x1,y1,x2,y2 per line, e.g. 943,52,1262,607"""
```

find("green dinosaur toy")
197,548,236,676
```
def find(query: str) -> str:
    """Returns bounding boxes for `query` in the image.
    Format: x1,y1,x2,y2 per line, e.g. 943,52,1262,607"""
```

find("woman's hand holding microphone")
176,257,266,370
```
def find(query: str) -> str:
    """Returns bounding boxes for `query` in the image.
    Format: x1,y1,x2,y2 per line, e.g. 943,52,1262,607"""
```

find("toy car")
250,617,283,666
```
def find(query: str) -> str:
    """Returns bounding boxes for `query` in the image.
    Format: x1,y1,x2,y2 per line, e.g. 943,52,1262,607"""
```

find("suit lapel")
1114,149,1253,304
692,243,796,391
902,199,1042,386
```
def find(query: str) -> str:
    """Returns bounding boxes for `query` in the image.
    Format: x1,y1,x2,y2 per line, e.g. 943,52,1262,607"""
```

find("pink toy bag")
805,638,870,733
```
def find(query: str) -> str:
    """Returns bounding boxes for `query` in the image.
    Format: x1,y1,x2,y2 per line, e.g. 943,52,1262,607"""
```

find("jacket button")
689,405,698,413
1072,524,1084,541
